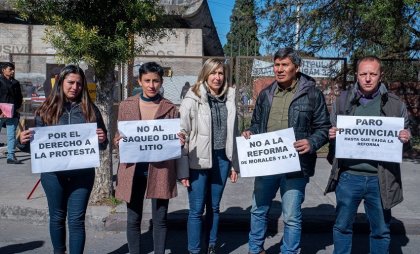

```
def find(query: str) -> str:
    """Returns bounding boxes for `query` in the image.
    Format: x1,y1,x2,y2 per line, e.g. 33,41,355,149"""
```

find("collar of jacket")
268,72,316,99
125,93,176,119
347,82,389,113
185,84,235,105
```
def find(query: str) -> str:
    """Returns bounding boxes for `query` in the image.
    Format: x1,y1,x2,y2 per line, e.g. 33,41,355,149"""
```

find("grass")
96,196,123,208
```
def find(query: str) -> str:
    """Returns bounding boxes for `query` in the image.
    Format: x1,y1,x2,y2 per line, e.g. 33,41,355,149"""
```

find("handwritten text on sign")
336,116,404,163
118,119,181,163
30,123,100,173
236,128,301,177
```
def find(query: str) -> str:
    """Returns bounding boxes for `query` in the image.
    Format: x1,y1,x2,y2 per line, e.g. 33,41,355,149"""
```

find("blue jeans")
187,149,230,254
41,169,95,254
0,117,18,159
333,172,391,254
249,174,308,254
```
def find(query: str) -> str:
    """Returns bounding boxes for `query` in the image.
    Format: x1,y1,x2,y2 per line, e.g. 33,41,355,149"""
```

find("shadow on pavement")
0,241,44,254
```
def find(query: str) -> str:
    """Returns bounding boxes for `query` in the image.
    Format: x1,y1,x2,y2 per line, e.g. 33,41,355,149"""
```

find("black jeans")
41,169,95,254
126,173,169,254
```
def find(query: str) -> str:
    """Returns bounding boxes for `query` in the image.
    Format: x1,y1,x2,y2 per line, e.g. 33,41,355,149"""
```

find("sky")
207,0,235,47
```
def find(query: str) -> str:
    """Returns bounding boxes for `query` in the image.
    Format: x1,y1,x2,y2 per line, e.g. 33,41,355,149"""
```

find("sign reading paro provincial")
236,128,301,177
118,119,181,163
30,123,100,173
335,116,404,163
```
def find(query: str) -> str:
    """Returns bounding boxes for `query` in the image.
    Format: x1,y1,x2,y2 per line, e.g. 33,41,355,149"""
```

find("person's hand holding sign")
177,132,186,146
398,129,411,144
242,130,252,139
97,128,106,144
113,135,122,148
294,139,311,154
20,129,33,144
329,127,338,140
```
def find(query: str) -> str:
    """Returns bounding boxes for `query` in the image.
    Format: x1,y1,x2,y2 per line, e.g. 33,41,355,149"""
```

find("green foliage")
224,0,260,57
257,0,419,59
101,196,123,208
13,0,168,79
11,0,170,201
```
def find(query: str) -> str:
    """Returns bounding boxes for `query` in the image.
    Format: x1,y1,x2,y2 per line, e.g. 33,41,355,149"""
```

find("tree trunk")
90,70,115,204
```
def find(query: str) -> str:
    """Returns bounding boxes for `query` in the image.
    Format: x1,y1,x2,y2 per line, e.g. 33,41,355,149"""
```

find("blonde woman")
179,58,239,254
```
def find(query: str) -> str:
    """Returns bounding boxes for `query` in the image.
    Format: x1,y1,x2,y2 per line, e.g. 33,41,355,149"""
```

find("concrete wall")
1,23,204,63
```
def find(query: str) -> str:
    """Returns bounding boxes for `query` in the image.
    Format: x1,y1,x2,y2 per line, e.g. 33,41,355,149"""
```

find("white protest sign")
336,116,404,163
236,128,301,177
30,123,100,173
118,119,181,163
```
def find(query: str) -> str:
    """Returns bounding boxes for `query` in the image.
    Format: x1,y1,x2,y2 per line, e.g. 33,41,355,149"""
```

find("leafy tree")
224,0,260,57
224,0,260,106
13,0,168,203
258,0,419,59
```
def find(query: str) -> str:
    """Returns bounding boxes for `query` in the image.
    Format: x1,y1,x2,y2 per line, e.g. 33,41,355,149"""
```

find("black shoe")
208,246,216,254
7,157,21,164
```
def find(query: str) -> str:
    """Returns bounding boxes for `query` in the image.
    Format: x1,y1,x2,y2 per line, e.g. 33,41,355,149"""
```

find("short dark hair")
138,62,164,80
273,48,302,66
1,62,15,70
356,56,382,72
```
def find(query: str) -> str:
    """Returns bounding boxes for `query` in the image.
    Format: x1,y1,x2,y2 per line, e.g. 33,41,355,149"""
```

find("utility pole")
295,3,301,50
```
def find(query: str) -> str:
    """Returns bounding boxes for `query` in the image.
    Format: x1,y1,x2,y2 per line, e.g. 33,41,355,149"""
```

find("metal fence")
7,53,420,135
234,56,348,131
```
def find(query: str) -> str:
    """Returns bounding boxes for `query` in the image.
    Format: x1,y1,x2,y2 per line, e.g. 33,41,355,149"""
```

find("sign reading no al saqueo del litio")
118,119,181,163
335,116,404,163
30,123,100,173
236,128,301,177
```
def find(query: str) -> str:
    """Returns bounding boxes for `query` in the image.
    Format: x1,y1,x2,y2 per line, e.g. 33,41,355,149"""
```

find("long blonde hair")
191,58,229,98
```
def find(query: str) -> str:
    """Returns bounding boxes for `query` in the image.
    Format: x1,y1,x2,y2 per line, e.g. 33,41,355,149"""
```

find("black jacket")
248,73,330,177
0,76,23,117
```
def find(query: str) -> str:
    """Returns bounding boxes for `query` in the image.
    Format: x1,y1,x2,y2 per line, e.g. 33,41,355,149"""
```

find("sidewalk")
1,145,419,234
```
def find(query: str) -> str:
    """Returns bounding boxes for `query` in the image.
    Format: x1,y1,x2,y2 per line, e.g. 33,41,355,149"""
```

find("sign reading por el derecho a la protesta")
335,115,404,163
30,123,100,173
117,119,181,163
236,128,301,177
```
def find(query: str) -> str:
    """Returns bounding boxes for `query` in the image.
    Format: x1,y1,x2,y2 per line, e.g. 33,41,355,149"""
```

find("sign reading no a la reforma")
335,116,404,163
236,128,301,177
30,123,100,173
118,119,181,163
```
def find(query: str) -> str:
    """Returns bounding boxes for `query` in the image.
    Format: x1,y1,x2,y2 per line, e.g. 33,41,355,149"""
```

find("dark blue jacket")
248,73,330,178
35,102,108,150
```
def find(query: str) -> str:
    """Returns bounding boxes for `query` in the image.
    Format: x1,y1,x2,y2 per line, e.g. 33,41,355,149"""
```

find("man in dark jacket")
326,56,411,254
242,48,330,254
0,62,23,164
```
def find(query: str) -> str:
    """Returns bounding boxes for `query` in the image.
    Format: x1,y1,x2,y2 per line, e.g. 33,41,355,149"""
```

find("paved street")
2,220,420,254
1,131,420,253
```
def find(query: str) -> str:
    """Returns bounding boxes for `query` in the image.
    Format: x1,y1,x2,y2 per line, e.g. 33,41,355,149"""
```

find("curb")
2,204,420,235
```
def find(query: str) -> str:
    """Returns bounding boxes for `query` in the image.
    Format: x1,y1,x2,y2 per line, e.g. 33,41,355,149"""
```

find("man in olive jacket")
0,62,23,164
242,48,330,254
326,56,411,254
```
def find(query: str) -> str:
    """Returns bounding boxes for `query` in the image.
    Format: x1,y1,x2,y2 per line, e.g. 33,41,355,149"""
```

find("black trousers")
126,174,169,254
